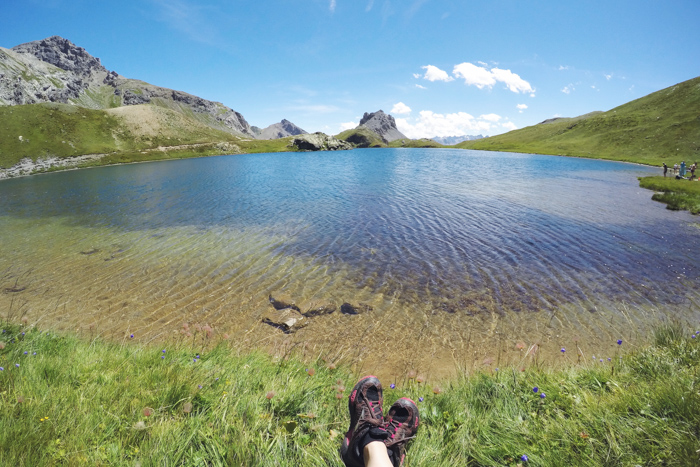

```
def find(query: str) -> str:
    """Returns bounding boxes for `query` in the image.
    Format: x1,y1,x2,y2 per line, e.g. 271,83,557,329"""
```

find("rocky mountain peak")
257,119,306,140
12,35,107,77
358,110,407,143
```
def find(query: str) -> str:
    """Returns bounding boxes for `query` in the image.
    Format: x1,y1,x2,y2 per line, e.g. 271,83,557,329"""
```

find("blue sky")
2,0,699,137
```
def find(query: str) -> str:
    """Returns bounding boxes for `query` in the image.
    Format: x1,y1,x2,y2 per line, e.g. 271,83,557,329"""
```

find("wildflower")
521,454,529,462
130,334,134,338
617,339,622,345
418,397,424,402
407,370,417,379
306,368,315,376
600,359,603,363
143,407,154,417
266,391,276,399
15,363,19,368
607,357,611,361
561,347,565,353
540,393,546,399
416,375,425,384
24,351,28,355
198,385,202,389
533,387,539,393
433,386,442,395
162,349,166,353
0,367,3,371
134,421,146,430
327,363,336,370
495,368,499,372
335,392,344,399
161,356,165,359
17,396,25,403
390,383,396,389
33,352,36,355
0,342,5,349
692,335,697,339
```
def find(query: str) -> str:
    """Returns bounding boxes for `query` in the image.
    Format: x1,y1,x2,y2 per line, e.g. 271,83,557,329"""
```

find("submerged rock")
269,294,300,312
302,304,337,318
262,308,307,334
340,302,373,315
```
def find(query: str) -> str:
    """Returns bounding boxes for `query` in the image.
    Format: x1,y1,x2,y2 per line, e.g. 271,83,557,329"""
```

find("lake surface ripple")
1,148,698,378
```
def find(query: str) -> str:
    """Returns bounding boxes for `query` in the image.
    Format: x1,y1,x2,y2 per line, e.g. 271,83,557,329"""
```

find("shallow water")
1,148,699,380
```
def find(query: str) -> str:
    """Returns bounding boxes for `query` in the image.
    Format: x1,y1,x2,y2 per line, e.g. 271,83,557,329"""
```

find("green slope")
0,103,294,170
458,76,700,166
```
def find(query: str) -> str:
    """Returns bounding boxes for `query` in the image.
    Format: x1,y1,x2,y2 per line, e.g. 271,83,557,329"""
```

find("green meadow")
1,319,698,466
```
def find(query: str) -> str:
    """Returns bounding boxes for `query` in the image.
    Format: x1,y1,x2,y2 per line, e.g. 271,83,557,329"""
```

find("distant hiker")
691,163,696,180
674,163,679,175
663,163,668,177
680,161,686,177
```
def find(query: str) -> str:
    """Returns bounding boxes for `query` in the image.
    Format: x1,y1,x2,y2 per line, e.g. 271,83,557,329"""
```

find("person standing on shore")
674,163,679,175
680,161,686,177
663,163,668,177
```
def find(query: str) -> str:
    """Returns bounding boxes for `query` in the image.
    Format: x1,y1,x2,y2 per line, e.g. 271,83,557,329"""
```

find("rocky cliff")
0,36,255,137
358,110,407,143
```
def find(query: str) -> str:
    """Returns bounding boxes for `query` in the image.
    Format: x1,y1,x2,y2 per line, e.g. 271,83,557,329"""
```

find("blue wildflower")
540,393,546,399
521,454,529,462
15,363,19,368
561,347,565,353
390,383,396,389
130,334,134,338
617,339,622,345
0,367,3,371
418,397,424,402
533,387,538,393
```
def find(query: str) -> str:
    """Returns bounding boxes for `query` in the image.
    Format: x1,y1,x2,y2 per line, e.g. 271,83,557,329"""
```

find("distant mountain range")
431,135,485,145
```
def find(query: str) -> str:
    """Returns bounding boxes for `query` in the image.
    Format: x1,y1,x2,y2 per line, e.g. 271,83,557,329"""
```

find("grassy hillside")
389,138,444,148
458,76,700,166
0,103,295,170
335,127,386,147
0,321,698,465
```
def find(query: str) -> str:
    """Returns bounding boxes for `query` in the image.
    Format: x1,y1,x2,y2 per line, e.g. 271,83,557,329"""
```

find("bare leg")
364,441,393,467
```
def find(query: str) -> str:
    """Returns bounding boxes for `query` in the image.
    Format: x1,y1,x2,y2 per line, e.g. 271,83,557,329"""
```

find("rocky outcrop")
256,119,306,140
12,36,107,78
358,110,407,143
291,132,353,151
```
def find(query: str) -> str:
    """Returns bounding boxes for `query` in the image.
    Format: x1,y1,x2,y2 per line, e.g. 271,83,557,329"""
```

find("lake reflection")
1,148,699,379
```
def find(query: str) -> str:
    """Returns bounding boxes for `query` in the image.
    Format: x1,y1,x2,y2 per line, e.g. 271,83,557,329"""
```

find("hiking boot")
340,376,388,467
383,397,420,467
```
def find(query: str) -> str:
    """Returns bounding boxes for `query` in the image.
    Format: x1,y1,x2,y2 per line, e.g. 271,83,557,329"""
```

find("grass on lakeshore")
639,176,700,214
1,321,699,466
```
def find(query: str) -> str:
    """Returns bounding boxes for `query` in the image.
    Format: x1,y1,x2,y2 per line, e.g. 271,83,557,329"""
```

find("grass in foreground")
1,322,699,466
639,176,700,213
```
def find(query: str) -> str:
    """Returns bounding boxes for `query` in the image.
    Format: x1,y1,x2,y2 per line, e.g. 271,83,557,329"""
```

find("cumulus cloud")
415,84,427,89
395,110,503,139
340,121,358,131
501,121,518,131
516,104,528,110
413,73,421,79
559,65,569,70
329,0,336,12
391,102,412,115
422,65,454,82
562,84,574,94
452,62,534,94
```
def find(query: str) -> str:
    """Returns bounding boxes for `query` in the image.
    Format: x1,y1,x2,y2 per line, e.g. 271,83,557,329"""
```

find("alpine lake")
2,148,699,381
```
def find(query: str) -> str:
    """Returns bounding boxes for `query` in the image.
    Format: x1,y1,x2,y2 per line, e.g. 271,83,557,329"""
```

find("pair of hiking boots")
340,376,419,467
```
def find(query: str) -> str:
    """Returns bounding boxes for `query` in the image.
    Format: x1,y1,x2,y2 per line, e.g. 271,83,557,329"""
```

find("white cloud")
452,62,496,89
604,73,613,80
340,121,358,131
501,121,518,131
413,73,421,79
395,110,502,138
415,84,427,89
421,65,454,82
365,0,374,12
329,0,336,13
559,65,569,70
490,68,535,94
452,62,534,94
562,84,574,94
391,102,412,115
479,113,501,122
516,104,528,110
